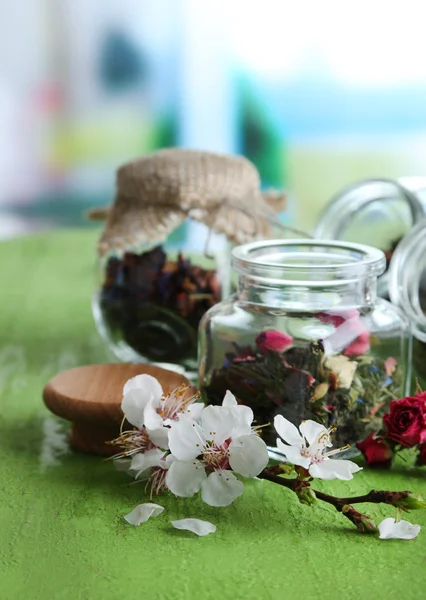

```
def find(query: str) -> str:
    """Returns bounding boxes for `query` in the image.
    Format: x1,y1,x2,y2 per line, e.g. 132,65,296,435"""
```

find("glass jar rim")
232,239,386,285
314,177,425,240
389,219,426,342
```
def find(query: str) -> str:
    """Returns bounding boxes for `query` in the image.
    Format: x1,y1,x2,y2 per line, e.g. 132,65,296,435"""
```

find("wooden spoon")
43,363,195,456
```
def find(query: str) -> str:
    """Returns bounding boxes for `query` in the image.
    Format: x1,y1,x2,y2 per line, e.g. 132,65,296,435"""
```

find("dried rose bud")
256,330,293,354
356,433,393,468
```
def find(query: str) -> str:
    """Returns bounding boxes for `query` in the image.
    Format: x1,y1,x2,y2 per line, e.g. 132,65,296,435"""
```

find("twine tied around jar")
87,148,293,258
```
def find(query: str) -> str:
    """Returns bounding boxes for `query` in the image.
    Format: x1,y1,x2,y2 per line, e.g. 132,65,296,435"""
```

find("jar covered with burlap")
92,148,287,375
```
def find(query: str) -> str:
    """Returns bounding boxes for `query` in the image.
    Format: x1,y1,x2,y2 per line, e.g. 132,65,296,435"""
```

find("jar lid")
96,148,286,256
389,219,426,342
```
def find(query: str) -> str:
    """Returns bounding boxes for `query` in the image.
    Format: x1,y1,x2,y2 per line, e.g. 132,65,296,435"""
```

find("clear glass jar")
199,240,412,450
91,148,292,376
389,218,426,390
314,178,425,297
93,218,230,375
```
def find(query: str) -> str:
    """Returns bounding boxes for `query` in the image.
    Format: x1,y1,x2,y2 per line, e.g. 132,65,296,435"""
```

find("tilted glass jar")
93,218,230,375
91,148,288,376
389,218,426,390
199,240,411,450
314,178,425,297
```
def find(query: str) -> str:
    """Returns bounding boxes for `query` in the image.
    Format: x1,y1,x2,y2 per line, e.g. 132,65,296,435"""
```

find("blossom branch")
259,468,419,531
260,468,412,509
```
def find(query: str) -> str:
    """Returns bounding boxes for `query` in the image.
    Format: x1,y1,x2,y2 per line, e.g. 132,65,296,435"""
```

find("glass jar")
314,178,425,297
199,239,412,450
389,218,426,390
91,148,289,376
93,218,230,375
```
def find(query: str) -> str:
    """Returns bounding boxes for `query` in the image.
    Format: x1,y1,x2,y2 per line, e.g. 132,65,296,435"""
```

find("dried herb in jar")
203,332,401,447
100,246,221,364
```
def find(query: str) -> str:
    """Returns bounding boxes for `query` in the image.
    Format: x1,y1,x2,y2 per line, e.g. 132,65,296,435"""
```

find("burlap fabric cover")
96,148,286,256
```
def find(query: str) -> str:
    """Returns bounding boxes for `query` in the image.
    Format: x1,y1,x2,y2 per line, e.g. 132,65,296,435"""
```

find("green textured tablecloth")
1,229,426,600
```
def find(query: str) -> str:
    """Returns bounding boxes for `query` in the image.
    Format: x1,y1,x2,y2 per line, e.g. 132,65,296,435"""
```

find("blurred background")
2,0,426,239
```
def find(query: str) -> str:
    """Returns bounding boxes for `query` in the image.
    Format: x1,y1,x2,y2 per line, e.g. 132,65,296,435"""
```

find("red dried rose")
356,432,393,468
256,330,293,354
383,393,426,448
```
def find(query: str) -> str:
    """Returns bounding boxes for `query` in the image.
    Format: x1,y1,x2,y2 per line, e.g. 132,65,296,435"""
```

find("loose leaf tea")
100,246,221,365
203,332,401,447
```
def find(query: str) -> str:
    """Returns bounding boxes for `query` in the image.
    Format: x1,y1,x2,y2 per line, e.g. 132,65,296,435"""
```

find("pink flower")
256,330,293,354
344,330,370,356
317,310,370,357
384,357,398,377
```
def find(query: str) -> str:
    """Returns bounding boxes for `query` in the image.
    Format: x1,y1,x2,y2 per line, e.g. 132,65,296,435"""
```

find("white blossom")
166,391,269,507
274,415,362,480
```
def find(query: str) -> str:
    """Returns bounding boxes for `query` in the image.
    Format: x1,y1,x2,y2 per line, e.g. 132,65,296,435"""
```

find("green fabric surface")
1,229,426,600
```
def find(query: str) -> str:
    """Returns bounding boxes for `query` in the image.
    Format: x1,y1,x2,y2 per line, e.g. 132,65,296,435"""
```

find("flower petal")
324,354,358,389
222,390,237,408
130,448,165,478
378,518,421,540
276,439,311,468
143,402,164,431
229,434,269,477
113,458,132,473
123,374,163,399
180,402,205,422
170,518,216,536
121,375,163,429
124,503,164,526
165,459,206,497
121,390,148,429
221,390,254,436
201,471,244,507
309,458,362,480
147,426,170,450
202,406,236,445
299,420,331,447
168,419,206,461
274,415,304,446
322,316,367,356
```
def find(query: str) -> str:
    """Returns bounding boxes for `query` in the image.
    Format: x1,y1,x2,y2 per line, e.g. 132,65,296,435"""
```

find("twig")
259,468,411,531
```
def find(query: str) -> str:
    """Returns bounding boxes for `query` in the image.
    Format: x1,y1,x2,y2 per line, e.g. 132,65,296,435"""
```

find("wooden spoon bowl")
43,363,195,456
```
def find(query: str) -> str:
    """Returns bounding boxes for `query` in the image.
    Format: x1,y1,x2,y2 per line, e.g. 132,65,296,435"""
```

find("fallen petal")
378,518,421,540
170,518,216,536
124,503,164,526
